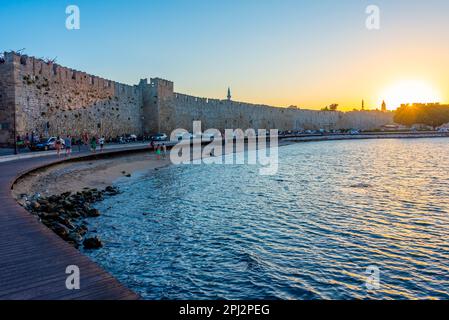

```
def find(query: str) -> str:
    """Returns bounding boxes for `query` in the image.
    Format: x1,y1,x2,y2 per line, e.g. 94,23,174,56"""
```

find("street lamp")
13,103,17,155
141,116,145,142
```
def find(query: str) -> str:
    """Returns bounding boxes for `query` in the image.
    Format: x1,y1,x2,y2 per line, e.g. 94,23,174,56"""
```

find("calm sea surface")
84,138,449,299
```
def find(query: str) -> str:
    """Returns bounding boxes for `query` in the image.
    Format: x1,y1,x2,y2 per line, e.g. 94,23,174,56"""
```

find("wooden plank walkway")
0,146,150,300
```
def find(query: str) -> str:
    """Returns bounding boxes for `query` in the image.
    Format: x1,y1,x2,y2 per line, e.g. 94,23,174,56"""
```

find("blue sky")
1,0,449,109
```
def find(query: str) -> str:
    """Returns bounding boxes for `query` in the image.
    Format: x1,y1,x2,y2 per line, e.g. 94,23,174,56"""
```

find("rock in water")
87,208,100,217
22,186,120,250
83,237,103,249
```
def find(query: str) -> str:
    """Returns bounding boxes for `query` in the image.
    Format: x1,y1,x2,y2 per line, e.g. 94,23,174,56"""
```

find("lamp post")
141,116,145,142
13,104,17,155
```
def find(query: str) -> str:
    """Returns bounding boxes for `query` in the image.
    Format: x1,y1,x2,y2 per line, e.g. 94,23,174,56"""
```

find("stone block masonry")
0,54,16,143
0,51,394,145
0,52,144,144
151,78,394,134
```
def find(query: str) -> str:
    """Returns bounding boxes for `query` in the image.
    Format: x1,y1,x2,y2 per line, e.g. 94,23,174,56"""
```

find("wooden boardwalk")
0,146,149,300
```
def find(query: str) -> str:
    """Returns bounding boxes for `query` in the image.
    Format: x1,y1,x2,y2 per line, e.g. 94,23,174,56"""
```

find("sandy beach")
13,152,172,199
12,137,289,199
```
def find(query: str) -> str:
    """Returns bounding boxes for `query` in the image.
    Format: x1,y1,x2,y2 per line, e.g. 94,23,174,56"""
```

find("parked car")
175,132,195,141
150,133,168,141
29,137,65,151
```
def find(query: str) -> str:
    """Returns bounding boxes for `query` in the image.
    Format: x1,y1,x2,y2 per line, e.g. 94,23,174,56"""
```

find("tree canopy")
394,104,449,128
321,104,338,111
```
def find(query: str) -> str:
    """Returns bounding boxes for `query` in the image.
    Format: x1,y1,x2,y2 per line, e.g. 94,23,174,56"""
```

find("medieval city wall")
155,80,394,133
0,54,16,143
0,52,395,145
1,52,143,143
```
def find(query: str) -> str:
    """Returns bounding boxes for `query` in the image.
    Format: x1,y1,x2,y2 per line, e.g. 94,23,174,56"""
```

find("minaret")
227,87,232,101
381,100,387,112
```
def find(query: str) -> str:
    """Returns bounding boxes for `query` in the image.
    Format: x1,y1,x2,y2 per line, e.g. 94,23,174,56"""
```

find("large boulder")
83,237,103,249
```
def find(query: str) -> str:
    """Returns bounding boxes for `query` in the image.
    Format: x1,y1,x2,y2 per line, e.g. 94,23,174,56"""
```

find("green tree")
394,104,449,128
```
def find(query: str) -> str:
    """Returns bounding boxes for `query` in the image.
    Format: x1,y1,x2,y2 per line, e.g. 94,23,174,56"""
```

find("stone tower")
362,100,365,111
227,87,232,101
139,77,175,135
381,100,387,112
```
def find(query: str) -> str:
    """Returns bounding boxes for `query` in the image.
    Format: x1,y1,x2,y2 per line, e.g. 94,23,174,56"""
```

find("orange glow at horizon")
377,80,443,111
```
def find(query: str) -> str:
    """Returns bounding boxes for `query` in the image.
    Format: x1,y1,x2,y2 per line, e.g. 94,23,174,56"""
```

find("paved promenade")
0,145,149,300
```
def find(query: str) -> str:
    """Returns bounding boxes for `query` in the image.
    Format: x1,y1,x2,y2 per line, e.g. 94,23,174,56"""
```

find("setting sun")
379,80,442,110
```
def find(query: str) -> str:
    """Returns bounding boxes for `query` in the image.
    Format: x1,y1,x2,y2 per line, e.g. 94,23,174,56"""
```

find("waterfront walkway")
0,145,150,300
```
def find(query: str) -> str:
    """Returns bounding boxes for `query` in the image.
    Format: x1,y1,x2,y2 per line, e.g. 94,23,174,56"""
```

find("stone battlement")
0,51,394,144
5,52,138,96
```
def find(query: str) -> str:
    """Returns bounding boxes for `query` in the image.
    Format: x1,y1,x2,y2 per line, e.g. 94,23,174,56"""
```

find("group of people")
52,134,106,157
17,132,43,147
18,131,171,160
149,141,167,160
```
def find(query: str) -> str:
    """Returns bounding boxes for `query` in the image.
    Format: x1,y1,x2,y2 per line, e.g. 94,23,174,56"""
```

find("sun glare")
379,80,442,110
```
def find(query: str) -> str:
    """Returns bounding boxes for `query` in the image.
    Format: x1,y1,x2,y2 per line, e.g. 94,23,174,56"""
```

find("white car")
151,133,168,141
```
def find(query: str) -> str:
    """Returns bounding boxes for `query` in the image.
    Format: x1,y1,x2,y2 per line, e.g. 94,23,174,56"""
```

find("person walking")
76,137,82,152
71,136,76,152
99,136,105,152
156,145,161,160
64,135,72,157
90,136,97,153
25,132,30,149
162,143,167,159
83,132,89,148
55,136,62,157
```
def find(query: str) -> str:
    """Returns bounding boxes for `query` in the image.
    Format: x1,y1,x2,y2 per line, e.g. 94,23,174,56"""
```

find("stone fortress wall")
0,54,15,143
150,78,394,134
0,52,143,143
0,52,394,144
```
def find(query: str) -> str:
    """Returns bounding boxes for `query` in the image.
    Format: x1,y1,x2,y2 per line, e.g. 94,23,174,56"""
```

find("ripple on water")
84,138,449,299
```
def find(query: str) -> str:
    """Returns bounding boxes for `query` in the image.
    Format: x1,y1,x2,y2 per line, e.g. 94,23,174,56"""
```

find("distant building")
381,100,387,112
362,100,365,111
227,87,232,101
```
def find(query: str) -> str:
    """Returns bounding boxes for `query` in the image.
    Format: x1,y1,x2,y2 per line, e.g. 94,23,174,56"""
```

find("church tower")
227,87,232,101
381,100,387,112
362,100,365,111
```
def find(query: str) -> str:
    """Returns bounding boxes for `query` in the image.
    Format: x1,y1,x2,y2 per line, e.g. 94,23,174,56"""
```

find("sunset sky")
1,0,449,111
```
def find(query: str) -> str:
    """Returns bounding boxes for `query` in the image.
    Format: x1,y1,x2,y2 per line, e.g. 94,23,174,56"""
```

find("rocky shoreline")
18,186,121,249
